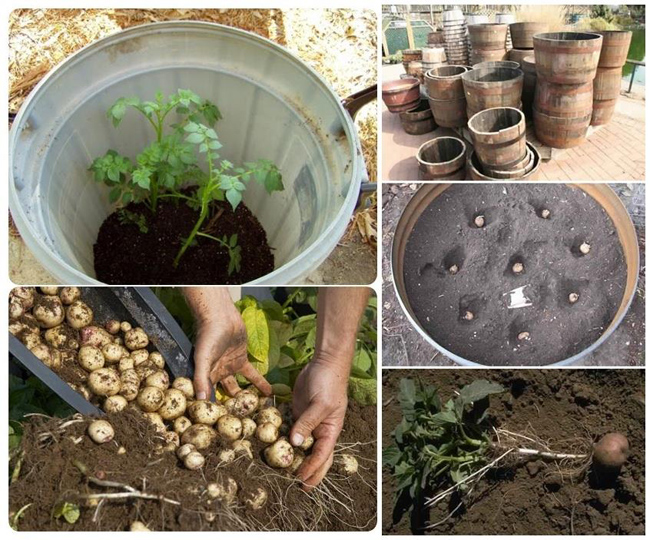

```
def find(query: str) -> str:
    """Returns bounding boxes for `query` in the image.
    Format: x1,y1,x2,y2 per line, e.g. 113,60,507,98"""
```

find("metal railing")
625,59,645,93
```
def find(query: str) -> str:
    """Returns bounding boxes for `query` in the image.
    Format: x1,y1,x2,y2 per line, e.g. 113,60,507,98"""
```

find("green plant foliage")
383,378,504,510
52,502,80,524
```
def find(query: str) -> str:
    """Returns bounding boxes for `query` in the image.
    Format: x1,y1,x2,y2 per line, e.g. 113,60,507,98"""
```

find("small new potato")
172,377,195,399
334,454,359,476
21,332,42,350
142,412,165,432
217,415,243,441
145,370,170,391
243,487,268,511
298,435,314,451
105,319,121,335
104,395,128,413
188,400,227,426
59,287,81,305
232,439,253,459
177,443,196,460
124,327,149,351
11,287,35,310
264,439,294,468
88,368,122,396
255,422,279,444
149,351,165,370
173,416,192,435
102,343,126,364
66,300,94,330
158,389,187,421
120,321,132,333
218,448,235,464
130,521,150,532
88,419,114,444
33,296,65,328
241,417,256,438
593,432,629,469
78,345,105,372
135,363,157,381
80,326,113,348
137,386,164,412
130,349,149,366
232,390,259,417
9,298,24,319
44,325,77,350
40,286,58,295
207,478,238,502
181,424,217,450
256,407,282,428
119,356,135,371
120,369,140,401
289,450,305,474
184,451,205,470
31,344,62,370
164,431,180,447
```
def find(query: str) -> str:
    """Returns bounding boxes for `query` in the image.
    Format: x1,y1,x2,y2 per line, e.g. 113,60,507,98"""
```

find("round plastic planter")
391,183,639,366
9,22,370,284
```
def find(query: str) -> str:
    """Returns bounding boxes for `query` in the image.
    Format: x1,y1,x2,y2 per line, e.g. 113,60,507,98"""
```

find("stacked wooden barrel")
425,65,470,127
508,22,549,75
495,13,515,50
591,31,633,126
417,137,467,180
398,100,437,135
465,14,489,59
468,23,508,66
427,31,445,47
442,9,470,65
402,49,422,75
421,47,448,73
461,66,523,119
533,32,603,148
521,55,536,118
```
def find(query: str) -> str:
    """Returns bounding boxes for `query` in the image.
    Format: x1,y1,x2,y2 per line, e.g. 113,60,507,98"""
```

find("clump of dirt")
382,369,645,535
402,184,628,365
93,189,274,285
10,402,376,532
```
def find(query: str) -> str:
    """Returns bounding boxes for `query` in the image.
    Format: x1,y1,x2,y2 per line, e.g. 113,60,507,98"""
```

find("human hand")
289,352,349,490
192,303,272,399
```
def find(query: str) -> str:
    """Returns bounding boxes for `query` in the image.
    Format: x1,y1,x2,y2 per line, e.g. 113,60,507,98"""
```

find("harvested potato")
105,319,121,335
241,417,256,438
264,439,294,468
243,487,268,511
188,400,227,426
255,422,279,444
158,389,187,420
299,435,314,451
256,407,282,428
593,433,629,469
149,352,165,370
207,478,238,502
87,419,114,444
232,439,253,459
119,369,140,401
130,521,150,532
130,349,149,366
31,343,62,370
142,412,165,432
11,287,35,310
164,431,180,447
124,327,149,350
334,454,358,475
78,345,105,372
80,326,113,348
88,368,122,396
21,332,42,350
135,363,157,381
66,301,94,329
33,296,65,328
177,443,196,460
289,450,305,474
118,356,135,372
59,287,81,305
104,395,128,413
172,377,195,399
120,321,132,333
181,424,217,450
44,325,77,350
173,416,192,435
137,386,164,412
145,370,170,391
184,451,205,470
9,298,24,319
217,415,243,441
232,390,259,417
102,343,126,364
218,448,235,464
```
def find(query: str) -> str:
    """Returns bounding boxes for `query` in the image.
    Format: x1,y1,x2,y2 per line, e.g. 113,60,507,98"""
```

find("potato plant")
89,89,284,274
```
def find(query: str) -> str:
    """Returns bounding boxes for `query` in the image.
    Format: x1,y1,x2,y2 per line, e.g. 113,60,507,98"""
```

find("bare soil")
382,369,645,535
10,402,376,531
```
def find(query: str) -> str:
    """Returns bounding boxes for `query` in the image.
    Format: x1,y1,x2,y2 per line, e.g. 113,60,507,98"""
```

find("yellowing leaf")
242,306,270,366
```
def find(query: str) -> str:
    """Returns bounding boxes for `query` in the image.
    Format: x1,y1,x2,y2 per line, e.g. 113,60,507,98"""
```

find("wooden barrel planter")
596,31,633,68
591,99,617,126
399,100,437,135
533,79,593,148
509,22,549,49
427,31,445,46
427,95,468,128
473,60,520,71
508,48,531,66
468,24,508,50
593,66,623,101
461,66,523,118
521,55,536,118
467,141,540,180
402,49,423,63
424,65,468,100
470,48,507,66
416,137,467,180
382,78,421,113
533,32,603,84
467,107,527,171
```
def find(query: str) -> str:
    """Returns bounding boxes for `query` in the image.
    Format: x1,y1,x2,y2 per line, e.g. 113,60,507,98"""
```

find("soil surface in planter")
10,402,377,531
382,369,645,535
94,190,274,284
402,184,628,365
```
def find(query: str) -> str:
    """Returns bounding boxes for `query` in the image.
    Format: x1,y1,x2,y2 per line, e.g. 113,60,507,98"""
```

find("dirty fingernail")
291,433,304,447
196,391,207,400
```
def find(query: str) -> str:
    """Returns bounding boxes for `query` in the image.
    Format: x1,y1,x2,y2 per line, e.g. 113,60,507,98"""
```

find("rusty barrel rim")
390,183,639,366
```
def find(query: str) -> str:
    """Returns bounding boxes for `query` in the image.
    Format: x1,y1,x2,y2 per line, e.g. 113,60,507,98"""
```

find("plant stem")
174,205,208,268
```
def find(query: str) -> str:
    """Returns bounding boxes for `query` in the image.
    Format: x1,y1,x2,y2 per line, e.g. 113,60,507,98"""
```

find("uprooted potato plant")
8,287,377,531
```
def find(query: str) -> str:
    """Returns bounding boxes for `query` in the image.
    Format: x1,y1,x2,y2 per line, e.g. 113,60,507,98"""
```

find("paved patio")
382,64,646,181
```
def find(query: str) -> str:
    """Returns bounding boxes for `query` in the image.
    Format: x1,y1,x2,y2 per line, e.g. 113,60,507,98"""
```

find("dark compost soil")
402,184,628,365
9,402,377,532
94,191,274,284
382,369,645,535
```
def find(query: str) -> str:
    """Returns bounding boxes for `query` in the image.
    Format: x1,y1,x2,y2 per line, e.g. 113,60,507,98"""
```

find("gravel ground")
381,183,646,367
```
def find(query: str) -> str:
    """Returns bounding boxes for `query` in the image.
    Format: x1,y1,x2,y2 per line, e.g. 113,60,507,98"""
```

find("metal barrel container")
391,183,639,366
591,99,618,126
424,65,468,100
593,66,623,101
596,30,633,68
467,141,539,180
473,60,520,70
468,23,508,50
508,48,532,66
399,100,437,135
509,22,549,49
416,137,467,180
467,107,527,170
533,78,593,148
533,32,603,84
461,66,523,117
382,78,421,113
521,55,537,117
9,22,371,285
470,48,507,65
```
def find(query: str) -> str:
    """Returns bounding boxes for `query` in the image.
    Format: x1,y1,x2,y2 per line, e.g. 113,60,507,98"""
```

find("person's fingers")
289,401,328,448
220,375,241,397
300,452,334,491
192,346,215,401
239,362,273,396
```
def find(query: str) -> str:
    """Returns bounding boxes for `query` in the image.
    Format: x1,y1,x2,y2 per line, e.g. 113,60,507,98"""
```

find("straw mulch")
8,8,377,246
